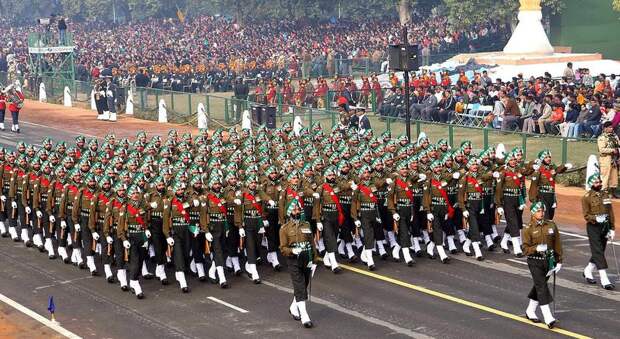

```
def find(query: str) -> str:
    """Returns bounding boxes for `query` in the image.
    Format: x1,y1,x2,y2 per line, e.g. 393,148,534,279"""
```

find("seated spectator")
501,95,520,131
559,102,580,137
543,104,564,135
436,90,456,123
537,96,553,134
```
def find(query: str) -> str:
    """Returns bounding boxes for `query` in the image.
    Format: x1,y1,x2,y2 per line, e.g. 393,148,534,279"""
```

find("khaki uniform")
117,199,147,280
582,190,615,269
522,218,562,305
279,219,318,302
597,132,620,190
529,164,567,220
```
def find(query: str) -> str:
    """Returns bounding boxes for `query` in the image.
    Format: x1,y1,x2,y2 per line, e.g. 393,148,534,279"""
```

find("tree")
613,0,620,11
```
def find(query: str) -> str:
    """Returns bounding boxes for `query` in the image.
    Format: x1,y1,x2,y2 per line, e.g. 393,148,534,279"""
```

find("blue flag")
47,296,55,314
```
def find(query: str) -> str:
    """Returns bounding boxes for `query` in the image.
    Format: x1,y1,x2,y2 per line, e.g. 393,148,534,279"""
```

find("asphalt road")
0,120,619,339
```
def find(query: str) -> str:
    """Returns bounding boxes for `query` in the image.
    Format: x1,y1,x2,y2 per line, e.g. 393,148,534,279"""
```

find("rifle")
204,237,211,255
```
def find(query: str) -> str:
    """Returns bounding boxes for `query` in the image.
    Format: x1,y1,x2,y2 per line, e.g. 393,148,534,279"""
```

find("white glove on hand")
385,178,393,185
608,230,615,240
393,213,400,221
11,201,17,209
25,207,31,214
354,220,361,228
258,227,266,234
234,198,241,205
427,213,434,221
263,220,269,227
106,236,113,244
205,232,213,242
492,171,500,178
60,220,67,229
0,195,5,202
497,207,504,216
182,202,190,209
36,210,43,218
554,263,562,274
536,244,548,252
312,192,320,199
596,215,607,223
564,163,573,170
145,230,152,238
239,228,246,238
462,211,470,218
123,240,131,249
92,232,100,241
268,200,276,208
533,164,540,171
310,263,317,277
74,223,81,232
193,199,200,207
150,201,158,209
518,204,526,211
350,182,358,191
292,247,302,255
452,172,460,180
166,237,174,246
418,173,427,182
316,222,323,232
376,217,382,223
49,215,56,223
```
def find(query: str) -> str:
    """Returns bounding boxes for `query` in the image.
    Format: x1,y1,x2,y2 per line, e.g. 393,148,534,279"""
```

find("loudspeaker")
388,44,419,71
265,106,276,129
251,105,264,125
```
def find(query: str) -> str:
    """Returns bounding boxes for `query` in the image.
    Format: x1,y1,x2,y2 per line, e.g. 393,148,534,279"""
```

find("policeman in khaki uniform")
117,185,147,299
279,199,318,328
522,202,562,329
597,121,620,197
581,173,615,290
529,149,572,220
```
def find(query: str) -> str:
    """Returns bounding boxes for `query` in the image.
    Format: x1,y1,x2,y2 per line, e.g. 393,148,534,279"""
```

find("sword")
552,271,557,314
611,237,620,283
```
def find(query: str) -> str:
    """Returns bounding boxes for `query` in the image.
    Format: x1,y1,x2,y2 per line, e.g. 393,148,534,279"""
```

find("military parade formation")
0,122,616,329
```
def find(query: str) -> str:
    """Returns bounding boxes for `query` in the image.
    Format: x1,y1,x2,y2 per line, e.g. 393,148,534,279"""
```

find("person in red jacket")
1,86,24,133
0,89,6,131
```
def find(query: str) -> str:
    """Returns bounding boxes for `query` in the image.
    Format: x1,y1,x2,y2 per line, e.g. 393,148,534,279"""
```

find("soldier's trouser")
359,209,376,249
80,216,95,256
431,205,448,245
0,193,7,223
444,203,460,236
503,196,522,237
265,207,279,251
537,192,556,220
17,198,29,234
95,98,105,115
172,225,190,272
465,200,483,242
150,217,166,265
37,209,51,238
587,223,609,269
115,232,127,270
225,217,239,258
321,210,340,252
600,160,618,190
244,217,260,264
527,257,552,305
339,203,353,243
128,234,146,280
69,217,82,249
191,231,206,265
377,202,389,240
56,216,70,247
480,195,494,236
102,231,117,266
411,198,424,237
287,255,311,301
396,204,413,247
211,220,226,266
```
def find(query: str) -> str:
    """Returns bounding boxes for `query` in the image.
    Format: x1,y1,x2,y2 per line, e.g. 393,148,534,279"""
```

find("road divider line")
207,296,249,313
0,292,82,338
507,259,528,266
338,263,591,339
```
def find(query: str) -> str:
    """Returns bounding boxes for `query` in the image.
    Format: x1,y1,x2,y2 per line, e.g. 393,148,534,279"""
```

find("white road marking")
0,292,82,338
560,230,619,246
34,276,94,290
507,259,527,266
206,296,249,313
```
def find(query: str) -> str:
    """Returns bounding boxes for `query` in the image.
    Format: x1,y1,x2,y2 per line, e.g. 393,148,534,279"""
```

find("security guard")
522,202,562,328
581,173,615,290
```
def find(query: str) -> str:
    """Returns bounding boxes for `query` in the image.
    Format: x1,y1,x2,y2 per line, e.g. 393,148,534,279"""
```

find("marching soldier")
495,151,526,257
117,185,147,299
351,165,379,270
92,176,115,281
204,176,229,288
144,176,170,285
581,173,615,290
223,172,242,276
61,170,84,267
107,183,129,291
14,156,30,245
529,150,572,219
33,160,55,258
238,175,267,284
313,166,344,273
48,166,70,263
335,162,358,262
280,199,317,328
387,162,416,266
261,166,281,267
278,170,312,271
522,202,562,329
423,160,452,263
188,176,207,281
73,174,99,276
163,181,192,293
458,157,492,260
597,121,620,198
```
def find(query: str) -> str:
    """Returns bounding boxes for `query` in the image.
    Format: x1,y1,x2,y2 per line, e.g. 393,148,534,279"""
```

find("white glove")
393,213,400,221
518,204,526,211
205,232,213,242
418,173,427,182
92,232,100,241
492,171,500,178
150,201,158,209
0,195,5,202
354,220,361,228
462,211,470,218
49,215,56,223
193,199,200,207
182,202,190,209
316,222,323,231
536,243,548,252
564,163,573,170
268,200,276,208
441,181,447,187
166,237,174,246
258,227,266,234
11,201,17,209
25,206,31,214
554,263,562,274
145,230,152,238
123,240,131,249
106,236,113,244
427,213,434,221
234,198,241,205
261,220,268,227
292,247,302,255
36,210,43,218
376,217,382,223
239,228,246,238
385,178,393,185
596,215,607,223
74,223,81,232
310,263,317,277
608,230,615,240
533,164,540,171
312,192,320,199
60,220,67,229
452,172,460,179
350,182,358,191
497,207,504,216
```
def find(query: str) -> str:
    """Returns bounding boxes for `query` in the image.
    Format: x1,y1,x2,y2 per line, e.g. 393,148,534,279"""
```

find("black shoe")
143,273,154,280
465,251,473,257
220,282,229,289
91,270,99,276
441,257,450,264
136,293,144,299
339,253,347,259
253,278,261,284
525,315,540,323
289,309,301,321
546,320,557,329
332,266,342,274
1,232,7,238
233,269,241,276
415,250,423,258
493,236,501,243
487,244,496,251
107,276,115,283
37,245,45,252
380,253,388,260
502,248,510,254
427,254,436,260
209,277,218,284
368,264,375,271
318,250,326,257
48,255,57,260
303,321,313,328
25,240,33,247
583,273,596,284
161,278,169,285
348,255,358,263
515,253,524,258
450,249,457,255
603,283,615,290
406,260,415,267
63,257,70,264
198,275,207,282
13,237,20,242
477,256,485,262
78,262,86,269
181,287,190,293
273,264,282,272
121,285,129,292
